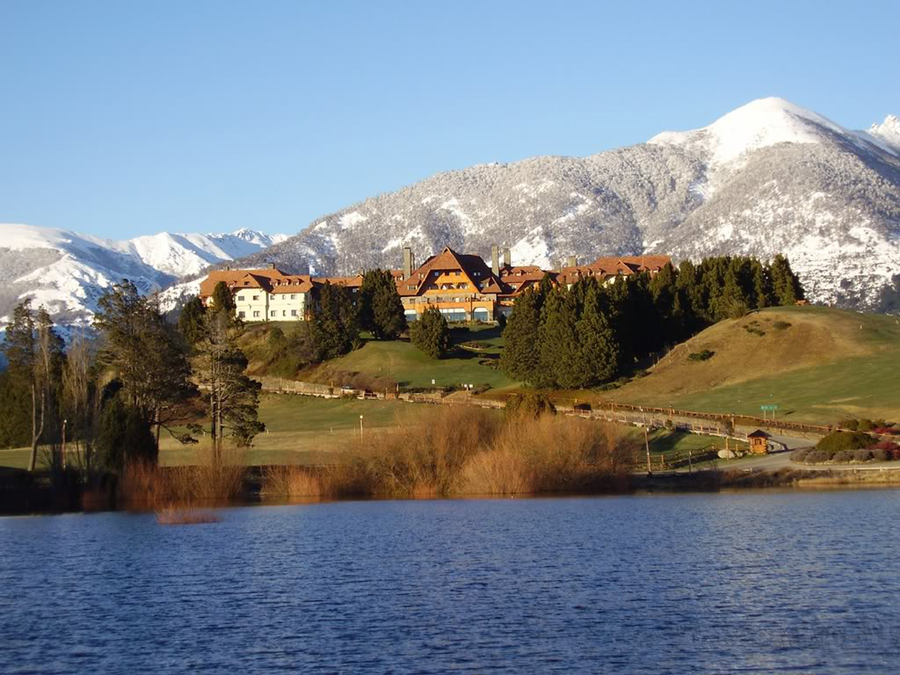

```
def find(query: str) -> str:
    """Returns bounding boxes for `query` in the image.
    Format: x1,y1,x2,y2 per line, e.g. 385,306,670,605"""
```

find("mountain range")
3,96,900,328
0,225,286,327
227,97,900,313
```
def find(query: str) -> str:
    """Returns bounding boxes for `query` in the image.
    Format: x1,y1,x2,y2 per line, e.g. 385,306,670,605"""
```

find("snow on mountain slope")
229,97,900,313
649,97,847,167
0,224,286,327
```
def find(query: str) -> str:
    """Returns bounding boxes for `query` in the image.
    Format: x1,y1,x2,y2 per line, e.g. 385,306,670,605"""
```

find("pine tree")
409,306,450,359
676,259,705,330
576,285,621,386
750,259,773,309
311,282,360,360
500,288,541,383
194,312,265,462
770,255,804,305
94,282,197,465
537,286,579,388
210,281,237,322
178,295,207,345
359,269,406,340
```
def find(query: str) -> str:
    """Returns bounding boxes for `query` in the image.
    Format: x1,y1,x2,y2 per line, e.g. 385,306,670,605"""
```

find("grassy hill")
238,322,517,391
314,325,515,390
608,306,900,425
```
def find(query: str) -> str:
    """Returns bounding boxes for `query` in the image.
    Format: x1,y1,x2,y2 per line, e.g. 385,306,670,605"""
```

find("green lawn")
319,325,517,389
159,394,410,466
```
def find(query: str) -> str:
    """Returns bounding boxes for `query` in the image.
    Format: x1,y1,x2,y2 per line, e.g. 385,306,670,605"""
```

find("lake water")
2,491,900,673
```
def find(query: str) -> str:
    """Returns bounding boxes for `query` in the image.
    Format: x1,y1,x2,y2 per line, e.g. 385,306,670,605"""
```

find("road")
708,434,900,473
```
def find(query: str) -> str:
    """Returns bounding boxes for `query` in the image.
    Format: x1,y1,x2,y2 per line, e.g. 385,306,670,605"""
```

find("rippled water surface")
2,491,900,673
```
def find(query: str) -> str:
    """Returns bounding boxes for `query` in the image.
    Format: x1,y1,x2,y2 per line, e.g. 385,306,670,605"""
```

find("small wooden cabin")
747,429,771,454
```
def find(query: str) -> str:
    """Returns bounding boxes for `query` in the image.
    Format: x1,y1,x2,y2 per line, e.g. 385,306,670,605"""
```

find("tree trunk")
28,385,45,472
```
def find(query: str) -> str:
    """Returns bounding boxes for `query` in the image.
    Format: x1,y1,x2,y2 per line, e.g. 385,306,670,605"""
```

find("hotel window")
291,310,297,316
253,295,259,301
237,295,244,301
282,310,287,317
253,311,260,318
291,294,296,299
238,311,246,318
270,310,277,317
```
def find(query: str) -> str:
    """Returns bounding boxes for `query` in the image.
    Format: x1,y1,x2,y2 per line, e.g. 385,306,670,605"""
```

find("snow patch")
339,212,367,229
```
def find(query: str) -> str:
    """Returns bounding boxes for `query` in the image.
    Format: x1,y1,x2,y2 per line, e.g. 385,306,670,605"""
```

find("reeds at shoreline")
261,407,637,499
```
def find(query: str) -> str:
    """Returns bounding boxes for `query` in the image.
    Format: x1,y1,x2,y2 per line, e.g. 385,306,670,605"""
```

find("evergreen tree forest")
501,255,804,389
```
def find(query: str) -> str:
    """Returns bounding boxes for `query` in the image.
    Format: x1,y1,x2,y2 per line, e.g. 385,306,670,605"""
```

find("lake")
2,491,899,673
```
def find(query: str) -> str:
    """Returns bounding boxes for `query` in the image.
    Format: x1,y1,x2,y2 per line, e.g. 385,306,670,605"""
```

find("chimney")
566,255,577,268
268,262,276,270
503,248,511,269
491,245,500,276
403,246,413,279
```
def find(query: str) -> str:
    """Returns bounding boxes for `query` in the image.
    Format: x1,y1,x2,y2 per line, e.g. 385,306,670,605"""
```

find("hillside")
237,323,515,391
227,97,900,313
609,306,900,424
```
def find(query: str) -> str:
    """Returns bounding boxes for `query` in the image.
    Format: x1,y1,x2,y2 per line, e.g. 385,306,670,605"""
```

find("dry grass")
261,465,324,498
121,446,247,510
260,407,636,499
461,415,635,495
155,506,221,525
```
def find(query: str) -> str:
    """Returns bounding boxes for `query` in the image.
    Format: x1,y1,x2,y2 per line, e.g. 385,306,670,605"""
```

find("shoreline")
5,466,900,517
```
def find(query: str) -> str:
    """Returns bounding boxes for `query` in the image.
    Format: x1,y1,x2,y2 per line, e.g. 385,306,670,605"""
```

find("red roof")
397,247,506,297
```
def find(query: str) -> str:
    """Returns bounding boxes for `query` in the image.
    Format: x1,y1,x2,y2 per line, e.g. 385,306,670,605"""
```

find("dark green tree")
311,282,360,360
94,281,198,464
95,394,157,473
751,259,773,309
359,269,406,339
537,286,580,388
500,288,541,383
770,254,804,305
409,306,450,359
178,295,207,345
575,284,621,386
210,281,237,323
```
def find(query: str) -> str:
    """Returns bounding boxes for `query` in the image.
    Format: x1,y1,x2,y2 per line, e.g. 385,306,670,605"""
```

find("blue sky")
1,0,897,239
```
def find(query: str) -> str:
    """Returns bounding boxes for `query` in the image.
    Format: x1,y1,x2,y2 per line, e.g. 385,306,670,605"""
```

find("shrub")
852,448,874,462
790,447,812,462
505,392,556,418
772,321,792,330
871,449,890,462
409,306,450,358
831,450,855,463
803,449,831,463
816,431,877,453
857,418,876,432
743,325,766,336
688,349,715,362
838,418,859,431
873,426,899,436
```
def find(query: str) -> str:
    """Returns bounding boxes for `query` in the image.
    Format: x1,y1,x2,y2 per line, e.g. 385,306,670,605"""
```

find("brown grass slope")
609,306,900,423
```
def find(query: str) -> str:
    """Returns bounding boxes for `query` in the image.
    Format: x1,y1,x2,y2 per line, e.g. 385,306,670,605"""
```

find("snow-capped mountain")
0,224,287,327
230,97,900,312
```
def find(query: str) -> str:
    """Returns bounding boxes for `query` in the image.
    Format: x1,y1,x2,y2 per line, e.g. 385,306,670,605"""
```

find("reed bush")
120,446,247,509
261,465,324,498
461,415,635,495
271,406,638,498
